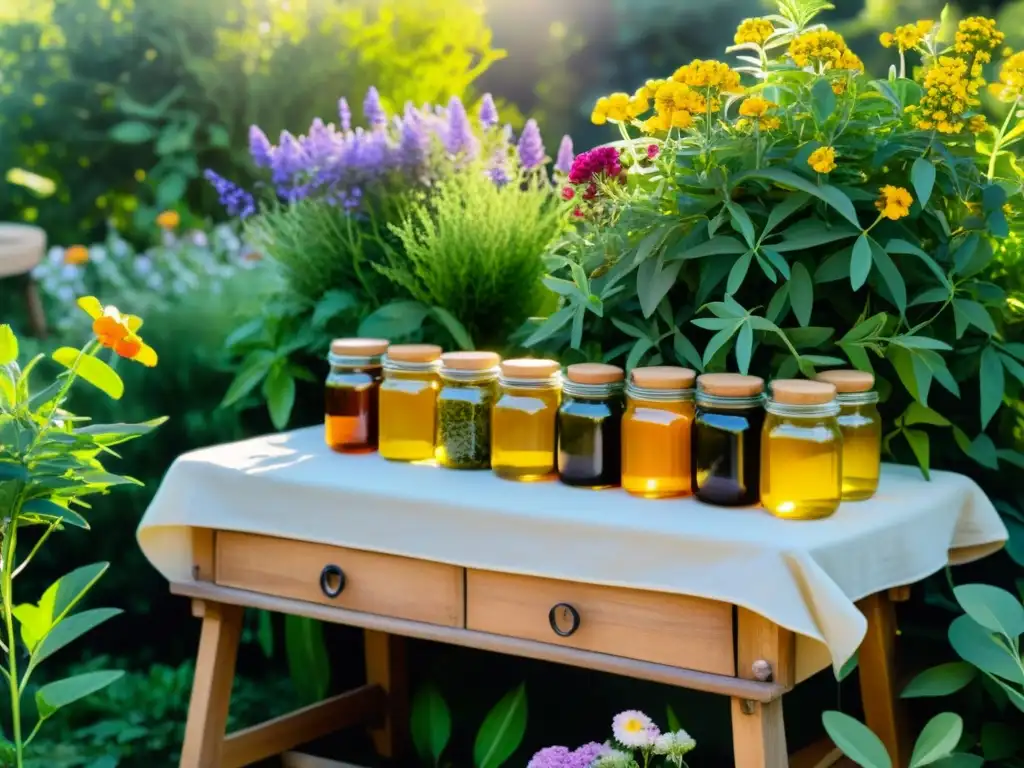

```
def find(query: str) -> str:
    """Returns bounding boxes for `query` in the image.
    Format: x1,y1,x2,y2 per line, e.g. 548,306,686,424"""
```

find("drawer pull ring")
548,603,580,637
319,564,346,598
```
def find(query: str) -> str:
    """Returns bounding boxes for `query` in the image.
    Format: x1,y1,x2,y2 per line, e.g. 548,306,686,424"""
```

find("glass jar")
816,369,881,501
692,374,765,506
557,363,625,489
622,366,696,498
379,344,442,462
491,359,561,482
761,379,843,520
325,338,387,453
435,351,501,469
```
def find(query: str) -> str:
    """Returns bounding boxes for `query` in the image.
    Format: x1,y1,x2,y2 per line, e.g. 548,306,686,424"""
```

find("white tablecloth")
137,426,1007,681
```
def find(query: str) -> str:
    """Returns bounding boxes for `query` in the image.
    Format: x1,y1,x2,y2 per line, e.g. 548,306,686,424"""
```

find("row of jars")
324,338,882,520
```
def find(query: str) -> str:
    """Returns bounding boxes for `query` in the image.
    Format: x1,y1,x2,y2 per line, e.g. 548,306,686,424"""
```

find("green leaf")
811,78,837,124
727,203,756,247
868,239,906,316
431,307,475,350
760,247,790,280
542,277,576,296
948,615,1024,684
772,221,859,252
669,235,748,261
959,239,994,280
524,306,574,347
822,711,892,768
109,121,156,143
732,168,861,227
51,348,124,401
762,192,810,237
311,290,356,328
702,323,743,367
912,287,952,307
836,650,859,682
411,684,452,767
904,429,930,476
735,322,754,375
726,251,754,295
901,663,976,698
979,346,1005,429
850,234,873,291
911,158,936,209
788,263,814,327
13,563,108,653
638,258,683,318
673,332,704,371
953,584,1024,638
666,705,682,733
903,403,950,427
952,299,995,338
909,713,962,767
981,722,1024,761
32,608,122,666
929,755,984,768
263,366,296,432
952,234,979,275
889,347,931,404
891,335,952,351
284,616,330,705
885,240,951,289
358,300,429,339
36,670,124,720
20,499,88,530
626,338,654,372
0,326,17,366
220,351,274,408
473,683,528,768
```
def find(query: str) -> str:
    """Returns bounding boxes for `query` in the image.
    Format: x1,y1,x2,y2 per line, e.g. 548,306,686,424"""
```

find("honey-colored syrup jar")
815,369,881,500
491,359,561,482
379,344,442,462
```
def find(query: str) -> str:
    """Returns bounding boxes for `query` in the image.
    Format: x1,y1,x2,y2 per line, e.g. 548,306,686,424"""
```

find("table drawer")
466,570,735,675
215,532,465,627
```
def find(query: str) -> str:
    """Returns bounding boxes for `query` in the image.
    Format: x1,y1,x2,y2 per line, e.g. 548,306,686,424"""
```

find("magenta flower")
567,146,624,185
647,143,660,159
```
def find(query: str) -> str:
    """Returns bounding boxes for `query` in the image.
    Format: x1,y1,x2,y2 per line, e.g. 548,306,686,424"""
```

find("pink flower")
647,143,659,159
562,186,575,200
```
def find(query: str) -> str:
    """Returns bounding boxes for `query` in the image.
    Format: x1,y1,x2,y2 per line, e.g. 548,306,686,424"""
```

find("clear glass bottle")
491,359,561,482
816,369,881,501
761,379,843,520
325,338,387,453
435,351,501,469
557,363,625,489
622,366,696,498
692,374,765,506
379,344,442,462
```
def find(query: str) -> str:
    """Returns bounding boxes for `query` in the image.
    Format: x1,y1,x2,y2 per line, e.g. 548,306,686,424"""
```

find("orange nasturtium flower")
64,245,89,266
77,296,158,367
156,210,180,229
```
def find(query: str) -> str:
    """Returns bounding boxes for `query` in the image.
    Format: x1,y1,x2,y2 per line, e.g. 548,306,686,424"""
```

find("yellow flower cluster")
591,92,631,124
808,146,837,174
876,185,913,220
879,20,934,52
737,96,781,131
734,18,774,47
915,55,978,134
789,30,864,73
672,59,744,94
989,51,1024,103
954,16,1004,64
645,81,707,131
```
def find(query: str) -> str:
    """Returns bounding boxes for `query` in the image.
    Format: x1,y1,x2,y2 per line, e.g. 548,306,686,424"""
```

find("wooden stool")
0,224,47,337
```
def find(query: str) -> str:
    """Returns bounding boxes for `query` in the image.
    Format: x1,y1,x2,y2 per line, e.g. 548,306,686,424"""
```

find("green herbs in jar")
435,351,501,469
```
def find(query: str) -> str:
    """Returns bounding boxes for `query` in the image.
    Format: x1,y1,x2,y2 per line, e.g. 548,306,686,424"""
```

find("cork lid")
697,373,764,397
631,366,696,389
500,358,561,379
331,338,388,356
565,363,625,385
440,351,501,371
770,379,837,405
815,369,875,393
387,344,442,364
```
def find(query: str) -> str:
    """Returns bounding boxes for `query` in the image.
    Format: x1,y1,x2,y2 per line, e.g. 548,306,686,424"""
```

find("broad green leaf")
20,499,88,530
626,338,654,372
726,251,754,295
611,318,647,339
473,683,528,768
918,350,960,396
784,326,833,349
903,403,950,427
904,429,930,477
732,168,861,227
952,234,979,275
0,325,17,366
1000,352,1024,386
673,332,704,371
911,286,952,307
868,239,906,315
669,235,748,261
909,713,962,767
948,615,1024,684
311,290,356,328
542,277,576,296
842,313,887,343
51,349,124,401
911,158,936,209
953,584,1024,638
966,433,999,470
73,418,167,444
811,78,837,125
901,663,976,698
851,234,872,291
702,323,743,367
411,683,452,767
263,366,296,432
109,120,156,143
891,335,952,351
36,670,124,720
767,284,791,325
959,239,994,279
284,616,330,705
727,203,756,247
735,323,754,374
954,300,995,339
637,258,683,319
692,318,737,331
762,192,810,237
13,563,108,652
524,306,574,347
220,351,274,407
772,221,859,252
992,676,1024,715
666,705,683,733
822,711,892,768
979,347,1004,429
789,263,814,327
889,347,931,405
570,305,585,349
358,300,429,339
32,608,122,666
884,240,950,289
836,650,859,682
431,308,474,350
634,223,676,264
930,755,983,768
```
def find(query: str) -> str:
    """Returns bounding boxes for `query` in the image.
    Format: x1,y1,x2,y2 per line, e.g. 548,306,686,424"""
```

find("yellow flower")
808,146,837,174
738,96,774,118
831,79,847,95
591,92,631,124
63,245,89,266
968,114,988,133
672,59,744,94
875,185,914,220
734,18,774,46
880,32,895,49
156,210,180,229
627,86,651,117
759,116,782,131
77,296,158,367
882,20,934,52
649,81,705,132
789,30,864,73
989,51,1024,103
916,56,979,133
954,16,1004,59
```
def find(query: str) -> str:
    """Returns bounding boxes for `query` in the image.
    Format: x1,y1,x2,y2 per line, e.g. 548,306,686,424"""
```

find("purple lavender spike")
478,93,498,130
338,97,352,132
554,135,574,174
248,126,273,168
444,95,478,158
517,119,545,170
363,87,387,130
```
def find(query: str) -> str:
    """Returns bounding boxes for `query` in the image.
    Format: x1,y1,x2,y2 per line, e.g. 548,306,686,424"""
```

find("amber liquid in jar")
760,379,843,520
692,374,765,506
324,338,387,453
435,351,501,470
816,369,881,500
491,359,561,482
557,363,625,489
622,366,696,498
379,344,442,462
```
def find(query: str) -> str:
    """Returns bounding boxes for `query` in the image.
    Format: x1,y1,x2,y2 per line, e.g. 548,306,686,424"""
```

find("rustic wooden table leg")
731,608,793,768
23,274,47,338
857,593,909,767
364,630,409,758
180,599,244,768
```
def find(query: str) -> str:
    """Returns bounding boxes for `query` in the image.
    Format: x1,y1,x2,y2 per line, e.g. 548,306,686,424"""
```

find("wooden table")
175,527,907,768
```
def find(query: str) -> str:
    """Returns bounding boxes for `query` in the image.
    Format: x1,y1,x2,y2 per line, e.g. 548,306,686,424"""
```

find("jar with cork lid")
760,379,843,520
692,373,765,506
491,359,562,482
557,363,625,489
435,351,501,469
815,369,881,500
379,344,442,462
622,366,696,498
325,338,387,453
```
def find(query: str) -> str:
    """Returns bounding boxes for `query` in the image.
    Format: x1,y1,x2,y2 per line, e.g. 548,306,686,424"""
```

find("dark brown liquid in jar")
325,369,381,453
692,400,764,506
